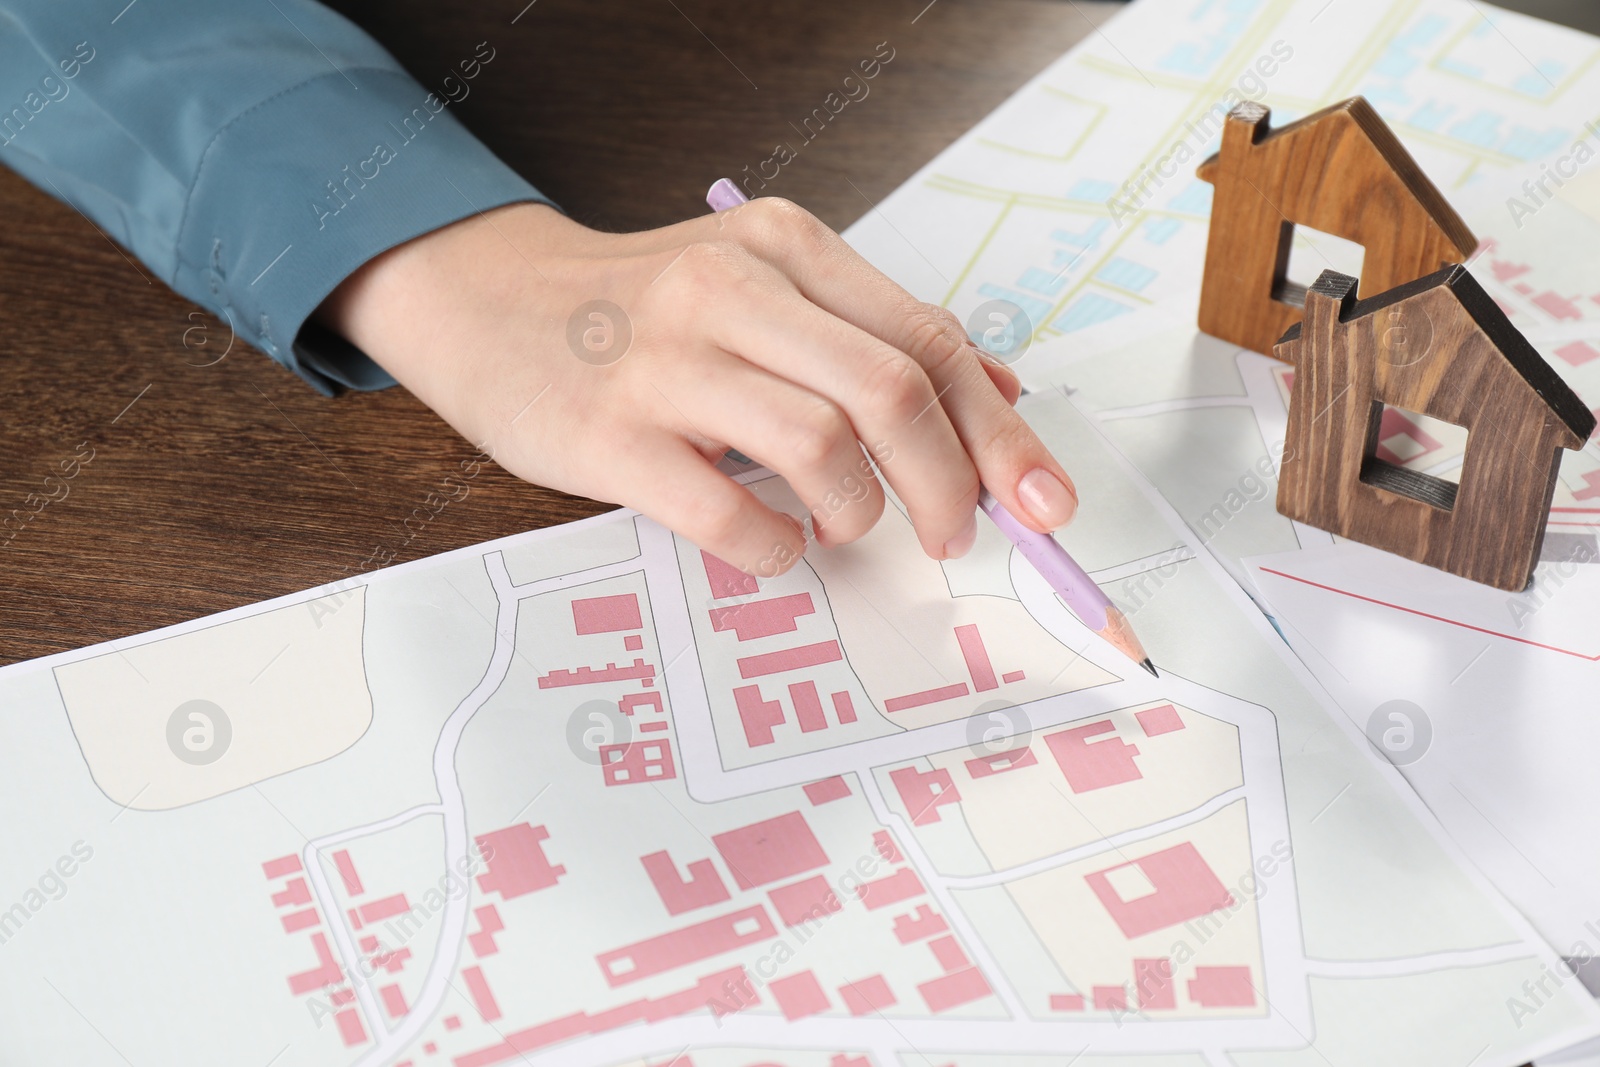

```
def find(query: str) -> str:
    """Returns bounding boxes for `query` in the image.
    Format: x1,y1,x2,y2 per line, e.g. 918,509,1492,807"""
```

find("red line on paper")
1258,567,1600,660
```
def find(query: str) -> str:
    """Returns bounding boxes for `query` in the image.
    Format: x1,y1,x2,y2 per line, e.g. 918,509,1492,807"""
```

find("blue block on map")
1068,179,1117,203
1169,182,1213,216
1051,218,1109,250
1435,57,1484,79
1503,125,1570,160
1373,50,1419,79
1096,258,1158,294
1447,111,1502,149
1016,267,1068,298
976,284,1053,332
1142,218,1183,246
1513,74,1549,97
1409,101,1455,132
1052,293,1131,334
1405,13,1449,45
1361,85,1410,109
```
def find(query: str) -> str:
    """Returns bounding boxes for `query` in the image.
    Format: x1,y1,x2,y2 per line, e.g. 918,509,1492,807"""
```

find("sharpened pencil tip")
1140,658,1159,678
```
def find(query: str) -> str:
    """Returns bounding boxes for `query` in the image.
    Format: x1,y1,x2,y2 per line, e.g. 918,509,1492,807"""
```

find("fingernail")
971,344,1017,375
1017,468,1077,528
943,512,978,559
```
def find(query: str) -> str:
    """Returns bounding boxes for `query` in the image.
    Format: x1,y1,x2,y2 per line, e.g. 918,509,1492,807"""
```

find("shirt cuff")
171,67,554,395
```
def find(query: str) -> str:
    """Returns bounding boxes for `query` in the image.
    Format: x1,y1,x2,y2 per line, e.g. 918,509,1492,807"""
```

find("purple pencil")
706,179,1158,677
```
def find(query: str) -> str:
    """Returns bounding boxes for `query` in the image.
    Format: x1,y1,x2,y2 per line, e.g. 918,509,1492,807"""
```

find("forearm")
0,0,552,393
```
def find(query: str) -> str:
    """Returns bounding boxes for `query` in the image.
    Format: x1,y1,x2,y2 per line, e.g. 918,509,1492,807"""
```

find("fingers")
674,249,982,559
658,350,887,548
607,433,808,578
715,198,1077,534
977,352,1023,405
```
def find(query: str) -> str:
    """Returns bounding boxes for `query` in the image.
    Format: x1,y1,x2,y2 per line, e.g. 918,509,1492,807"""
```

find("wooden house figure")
1276,266,1595,592
1196,97,1477,357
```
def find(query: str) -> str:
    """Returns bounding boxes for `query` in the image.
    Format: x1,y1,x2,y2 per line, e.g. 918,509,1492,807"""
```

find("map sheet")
1,391,1597,1066
6,1,1600,1064
839,0,1600,982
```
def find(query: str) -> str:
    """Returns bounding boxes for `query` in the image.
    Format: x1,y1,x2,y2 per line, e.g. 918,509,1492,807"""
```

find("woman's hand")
317,198,1077,576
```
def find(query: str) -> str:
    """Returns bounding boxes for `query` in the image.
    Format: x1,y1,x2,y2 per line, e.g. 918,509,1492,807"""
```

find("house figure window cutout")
1196,97,1478,358
1275,266,1596,592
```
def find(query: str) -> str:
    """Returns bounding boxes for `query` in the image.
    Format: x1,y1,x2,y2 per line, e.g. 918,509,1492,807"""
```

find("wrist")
313,200,571,432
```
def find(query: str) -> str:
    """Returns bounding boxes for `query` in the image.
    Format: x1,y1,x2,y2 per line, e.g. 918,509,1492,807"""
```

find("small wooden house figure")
1276,266,1595,592
1196,97,1477,358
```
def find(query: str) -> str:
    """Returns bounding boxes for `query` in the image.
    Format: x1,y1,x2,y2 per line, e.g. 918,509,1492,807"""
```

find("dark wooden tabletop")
0,0,1117,666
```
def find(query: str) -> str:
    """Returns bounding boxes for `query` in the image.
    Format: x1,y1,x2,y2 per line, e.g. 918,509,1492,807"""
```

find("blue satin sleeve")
0,0,553,393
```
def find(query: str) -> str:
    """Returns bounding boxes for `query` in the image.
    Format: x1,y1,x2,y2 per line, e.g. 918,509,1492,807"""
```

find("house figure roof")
1275,265,1594,591
1197,97,1477,358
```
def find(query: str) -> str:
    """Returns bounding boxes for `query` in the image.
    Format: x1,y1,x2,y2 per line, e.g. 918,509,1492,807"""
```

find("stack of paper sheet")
4,1,1600,1065
844,0,1600,1062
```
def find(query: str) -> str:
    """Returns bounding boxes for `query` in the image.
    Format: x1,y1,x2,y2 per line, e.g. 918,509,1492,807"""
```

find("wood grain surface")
0,0,1118,666
1275,267,1594,592
1196,97,1477,358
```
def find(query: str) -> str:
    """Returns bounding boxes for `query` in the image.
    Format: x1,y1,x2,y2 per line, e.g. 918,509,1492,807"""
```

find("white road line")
941,785,1247,890
347,551,520,1066
1304,942,1532,977
1097,395,1252,420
